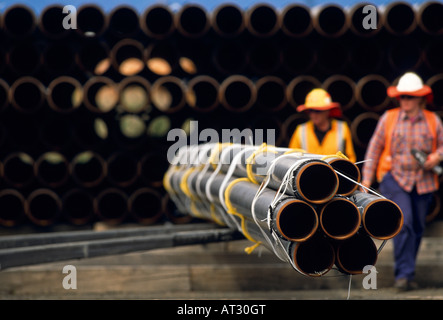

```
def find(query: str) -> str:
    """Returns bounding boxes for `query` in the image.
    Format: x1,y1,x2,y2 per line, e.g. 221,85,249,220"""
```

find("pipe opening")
320,198,361,240
35,152,69,188
293,235,335,276
141,5,175,39
10,78,45,113
112,40,145,76
76,5,106,37
94,189,128,223
8,42,41,74
276,200,318,241
71,151,106,187
76,42,110,75
316,5,348,37
176,5,209,38
48,77,83,112
84,77,118,113
27,190,62,226
247,4,279,37
62,189,94,225
363,200,404,240
108,6,139,37
248,41,281,74
40,5,70,38
351,112,380,148
256,77,287,112
418,2,443,35
151,77,186,113
220,76,256,112
187,76,219,112
336,233,378,274
129,188,163,224
329,159,361,195
281,5,313,37
107,153,138,187
213,4,244,37
3,153,34,187
384,3,416,35
3,5,36,37
0,190,26,227
356,76,390,111
213,41,247,74
296,163,338,203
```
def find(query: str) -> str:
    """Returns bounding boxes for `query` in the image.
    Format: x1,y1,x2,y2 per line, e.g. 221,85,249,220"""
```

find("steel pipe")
355,74,391,112
212,3,245,38
47,76,83,113
118,75,151,113
145,41,178,76
9,77,45,114
34,152,70,188
94,188,129,225
382,1,417,35
349,39,383,75
318,196,361,240
2,4,36,37
106,152,138,187
186,75,219,113
139,152,170,188
110,39,145,76
76,41,111,75
2,152,35,188
424,41,443,73
281,40,317,74
219,75,257,113
350,191,404,240
0,189,27,227
247,40,282,75
128,188,164,225
312,4,349,38
212,40,247,75
83,76,119,113
335,232,378,275
107,5,140,38
26,188,62,227
39,5,71,39
140,4,175,39
255,76,287,113
350,112,380,148
322,75,356,111
62,188,95,225
226,178,319,242
0,79,10,113
175,4,210,38
317,40,350,74
151,76,186,113
291,233,336,276
70,151,107,188
76,4,107,38
280,4,313,37
417,1,443,35
388,38,422,72
245,3,280,38
7,41,41,75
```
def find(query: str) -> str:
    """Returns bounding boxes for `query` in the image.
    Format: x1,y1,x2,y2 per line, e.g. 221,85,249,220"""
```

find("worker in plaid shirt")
362,72,443,291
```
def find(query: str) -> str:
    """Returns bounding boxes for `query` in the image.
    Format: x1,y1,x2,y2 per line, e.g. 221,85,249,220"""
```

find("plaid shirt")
362,108,443,194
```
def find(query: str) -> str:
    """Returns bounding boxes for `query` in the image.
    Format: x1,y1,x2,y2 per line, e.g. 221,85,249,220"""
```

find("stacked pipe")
0,1,442,230
164,143,404,276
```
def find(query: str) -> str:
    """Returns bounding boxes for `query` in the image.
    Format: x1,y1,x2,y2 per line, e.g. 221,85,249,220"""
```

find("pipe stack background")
0,2,442,228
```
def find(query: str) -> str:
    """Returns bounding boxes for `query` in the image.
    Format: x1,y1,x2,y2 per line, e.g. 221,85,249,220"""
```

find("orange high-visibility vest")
376,107,438,183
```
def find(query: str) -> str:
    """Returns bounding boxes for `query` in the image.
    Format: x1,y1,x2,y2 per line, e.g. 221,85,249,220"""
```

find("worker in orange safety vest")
288,88,356,163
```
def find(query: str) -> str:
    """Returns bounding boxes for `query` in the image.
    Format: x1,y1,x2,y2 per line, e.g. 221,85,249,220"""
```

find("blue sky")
0,0,434,14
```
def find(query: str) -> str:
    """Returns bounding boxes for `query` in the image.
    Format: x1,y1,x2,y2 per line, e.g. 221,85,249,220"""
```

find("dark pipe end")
292,235,335,277
363,199,404,240
275,199,318,241
295,162,338,204
329,159,361,196
336,233,378,275
320,197,361,240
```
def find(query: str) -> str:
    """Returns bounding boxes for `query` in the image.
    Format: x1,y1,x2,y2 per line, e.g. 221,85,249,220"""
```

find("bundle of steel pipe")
164,143,404,277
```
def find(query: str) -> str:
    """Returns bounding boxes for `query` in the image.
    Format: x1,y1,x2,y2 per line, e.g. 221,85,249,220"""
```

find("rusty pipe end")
275,199,318,242
362,198,404,240
295,161,339,204
292,234,336,277
336,232,378,275
320,197,361,240
328,158,361,196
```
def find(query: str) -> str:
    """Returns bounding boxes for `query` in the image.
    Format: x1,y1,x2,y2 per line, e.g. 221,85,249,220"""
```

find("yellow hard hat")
297,88,342,117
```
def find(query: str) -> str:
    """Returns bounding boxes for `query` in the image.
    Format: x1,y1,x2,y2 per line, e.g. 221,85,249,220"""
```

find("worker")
361,72,443,291
288,88,356,162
